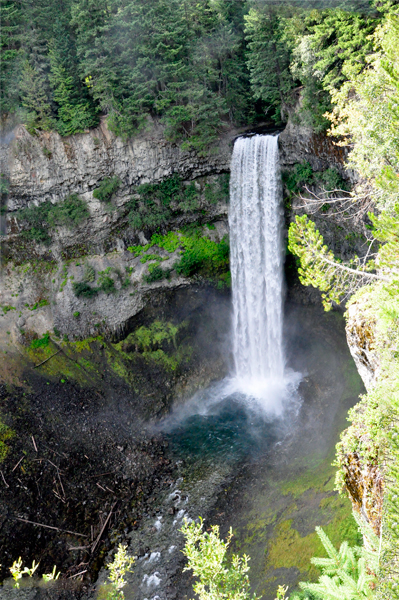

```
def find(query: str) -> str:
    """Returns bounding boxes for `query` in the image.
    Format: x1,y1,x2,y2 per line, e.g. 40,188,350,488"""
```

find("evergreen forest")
1,0,397,151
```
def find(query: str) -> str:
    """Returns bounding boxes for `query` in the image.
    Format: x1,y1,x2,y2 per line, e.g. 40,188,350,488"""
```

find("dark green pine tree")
48,10,98,136
244,5,297,124
0,0,26,118
19,60,53,132
304,8,378,91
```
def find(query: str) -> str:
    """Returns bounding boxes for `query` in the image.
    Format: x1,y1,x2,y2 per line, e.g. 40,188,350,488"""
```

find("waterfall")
229,134,285,395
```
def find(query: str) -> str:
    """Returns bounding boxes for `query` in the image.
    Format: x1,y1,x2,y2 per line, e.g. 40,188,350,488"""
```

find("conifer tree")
244,5,296,123
19,60,53,132
0,0,25,117
291,524,378,600
48,13,98,135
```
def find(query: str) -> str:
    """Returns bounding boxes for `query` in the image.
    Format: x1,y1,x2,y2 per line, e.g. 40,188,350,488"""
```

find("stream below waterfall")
96,301,363,600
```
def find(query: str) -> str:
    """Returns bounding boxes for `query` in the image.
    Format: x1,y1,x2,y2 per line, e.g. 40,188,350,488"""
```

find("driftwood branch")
12,457,24,472
91,501,117,554
0,471,9,488
11,516,88,537
68,569,87,579
34,349,61,368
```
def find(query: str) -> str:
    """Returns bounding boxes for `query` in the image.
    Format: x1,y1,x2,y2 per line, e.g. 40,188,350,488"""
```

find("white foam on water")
142,572,162,588
147,552,160,563
153,516,163,531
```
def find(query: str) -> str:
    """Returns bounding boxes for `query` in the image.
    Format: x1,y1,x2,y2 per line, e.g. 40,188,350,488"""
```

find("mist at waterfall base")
163,135,302,462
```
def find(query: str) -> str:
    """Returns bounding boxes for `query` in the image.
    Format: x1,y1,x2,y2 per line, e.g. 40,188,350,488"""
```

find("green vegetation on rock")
93,177,121,203
127,174,229,233
287,15,399,597
128,227,230,286
16,194,89,244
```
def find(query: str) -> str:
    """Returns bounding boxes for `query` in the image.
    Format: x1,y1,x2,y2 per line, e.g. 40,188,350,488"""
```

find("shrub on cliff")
16,195,89,244
143,265,171,283
72,281,98,298
93,177,121,203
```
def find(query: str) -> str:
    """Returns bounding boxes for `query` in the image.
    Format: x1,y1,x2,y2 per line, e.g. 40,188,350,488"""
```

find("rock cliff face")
279,119,350,177
5,117,233,208
341,295,383,537
0,117,357,385
346,297,379,391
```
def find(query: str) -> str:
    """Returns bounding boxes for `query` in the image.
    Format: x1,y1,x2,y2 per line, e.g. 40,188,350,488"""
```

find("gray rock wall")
0,117,354,347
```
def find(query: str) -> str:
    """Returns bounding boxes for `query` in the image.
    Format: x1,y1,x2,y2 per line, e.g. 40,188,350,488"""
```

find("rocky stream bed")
0,297,364,600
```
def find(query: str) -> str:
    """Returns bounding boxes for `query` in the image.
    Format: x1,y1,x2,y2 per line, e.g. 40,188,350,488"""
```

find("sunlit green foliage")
181,517,259,600
99,544,134,600
288,215,379,309
128,227,229,284
289,188,399,599
290,522,378,600
9,558,60,589
329,14,399,209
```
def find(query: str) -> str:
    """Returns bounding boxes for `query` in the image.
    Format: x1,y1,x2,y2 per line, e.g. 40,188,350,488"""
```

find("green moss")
69,336,103,352
0,420,14,462
266,500,360,580
1,305,16,315
30,332,50,349
279,455,335,499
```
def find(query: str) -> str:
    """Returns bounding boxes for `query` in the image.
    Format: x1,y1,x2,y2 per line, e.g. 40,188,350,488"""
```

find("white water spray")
229,134,286,402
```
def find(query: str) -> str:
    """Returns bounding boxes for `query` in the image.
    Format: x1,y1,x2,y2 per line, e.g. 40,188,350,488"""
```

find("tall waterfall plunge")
162,134,300,430
229,134,285,401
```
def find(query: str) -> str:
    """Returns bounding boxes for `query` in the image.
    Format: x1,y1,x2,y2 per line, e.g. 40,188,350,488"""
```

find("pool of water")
164,372,302,463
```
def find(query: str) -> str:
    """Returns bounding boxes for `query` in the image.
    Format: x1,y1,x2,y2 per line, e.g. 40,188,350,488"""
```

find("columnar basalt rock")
0,117,364,354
